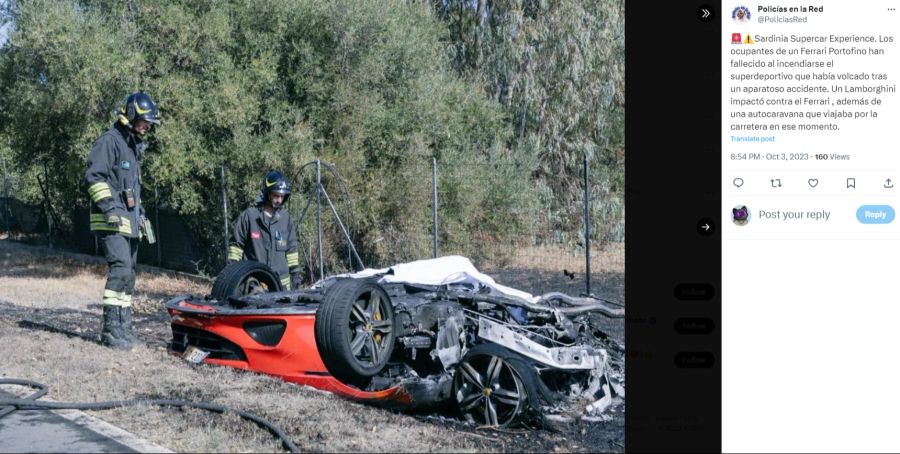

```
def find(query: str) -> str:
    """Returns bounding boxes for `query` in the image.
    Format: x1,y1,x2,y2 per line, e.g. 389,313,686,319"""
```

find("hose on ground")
0,378,299,453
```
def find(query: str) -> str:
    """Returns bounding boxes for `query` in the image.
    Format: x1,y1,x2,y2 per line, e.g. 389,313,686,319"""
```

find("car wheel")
453,344,543,427
315,279,396,386
211,261,283,302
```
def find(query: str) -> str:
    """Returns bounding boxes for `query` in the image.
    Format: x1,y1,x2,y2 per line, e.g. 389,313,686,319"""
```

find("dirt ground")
0,240,624,453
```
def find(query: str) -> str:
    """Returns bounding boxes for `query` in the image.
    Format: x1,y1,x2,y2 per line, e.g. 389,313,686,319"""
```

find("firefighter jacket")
228,206,301,290
85,123,145,238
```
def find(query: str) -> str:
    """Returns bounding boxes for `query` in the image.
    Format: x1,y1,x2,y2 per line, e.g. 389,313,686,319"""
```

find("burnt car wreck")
167,256,625,428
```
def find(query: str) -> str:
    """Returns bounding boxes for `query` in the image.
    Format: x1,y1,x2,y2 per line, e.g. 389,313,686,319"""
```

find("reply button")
856,205,895,224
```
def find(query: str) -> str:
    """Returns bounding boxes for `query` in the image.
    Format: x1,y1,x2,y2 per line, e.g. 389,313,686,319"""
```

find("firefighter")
85,91,160,350
228,170,301,291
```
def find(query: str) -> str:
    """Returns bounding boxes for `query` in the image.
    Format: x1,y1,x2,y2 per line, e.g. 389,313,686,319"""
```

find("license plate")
182,345,210,364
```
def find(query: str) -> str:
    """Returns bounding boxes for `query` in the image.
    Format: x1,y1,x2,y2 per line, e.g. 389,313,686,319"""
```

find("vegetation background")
0,0,624,276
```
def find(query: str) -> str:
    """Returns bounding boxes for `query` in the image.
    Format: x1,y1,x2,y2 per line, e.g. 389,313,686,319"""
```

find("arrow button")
697,4,715,22
697,217,715,236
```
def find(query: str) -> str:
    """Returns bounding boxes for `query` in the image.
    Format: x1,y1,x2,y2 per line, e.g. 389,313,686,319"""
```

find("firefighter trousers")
100,234,139,307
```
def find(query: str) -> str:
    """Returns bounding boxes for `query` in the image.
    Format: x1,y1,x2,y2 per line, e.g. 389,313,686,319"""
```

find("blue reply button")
856,205,895,224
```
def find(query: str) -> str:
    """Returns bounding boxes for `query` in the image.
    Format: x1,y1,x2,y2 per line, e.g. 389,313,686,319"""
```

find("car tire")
210,260,283,302
453,343,554,427
315,278,396,387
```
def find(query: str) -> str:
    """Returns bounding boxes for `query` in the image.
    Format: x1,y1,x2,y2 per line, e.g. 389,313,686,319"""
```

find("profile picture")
732,6,751,22
732,205,750,226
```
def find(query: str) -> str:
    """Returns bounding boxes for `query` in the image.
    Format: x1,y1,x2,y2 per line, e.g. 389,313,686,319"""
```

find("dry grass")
0,240,487,453
0,239,623,453
0,241,210,311
471,243,625,274
0,323,481,452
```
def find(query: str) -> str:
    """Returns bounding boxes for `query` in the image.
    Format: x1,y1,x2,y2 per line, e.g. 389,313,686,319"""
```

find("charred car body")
166,256,624,427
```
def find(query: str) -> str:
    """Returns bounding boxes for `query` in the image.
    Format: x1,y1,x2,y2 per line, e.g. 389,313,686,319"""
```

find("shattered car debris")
166,256,624,427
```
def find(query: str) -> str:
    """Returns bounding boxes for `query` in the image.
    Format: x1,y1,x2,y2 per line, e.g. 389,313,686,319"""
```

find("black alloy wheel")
454,352,528,427
315,279,396,386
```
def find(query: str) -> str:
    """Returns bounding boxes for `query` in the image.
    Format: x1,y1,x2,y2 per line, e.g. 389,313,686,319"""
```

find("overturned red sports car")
167,256,624,427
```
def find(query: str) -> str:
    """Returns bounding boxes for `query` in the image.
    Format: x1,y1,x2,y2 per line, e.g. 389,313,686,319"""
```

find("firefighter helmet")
261,170,291,204
117,91,161,128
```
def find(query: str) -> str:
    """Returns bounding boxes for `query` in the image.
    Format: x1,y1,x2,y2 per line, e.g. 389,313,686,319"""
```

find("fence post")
154,186,161,266
583,152,591,296
1,156,9,236
432,157,438,259
316,159,324,280
42,160,52,249
220,165,229,262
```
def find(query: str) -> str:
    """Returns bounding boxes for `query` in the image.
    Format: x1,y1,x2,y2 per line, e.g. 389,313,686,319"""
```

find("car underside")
167,256,625,428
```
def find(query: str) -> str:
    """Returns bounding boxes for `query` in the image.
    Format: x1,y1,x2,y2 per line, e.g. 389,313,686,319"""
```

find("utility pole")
220,165,229,262
316,159,324,280
432,157,438,259
583,152,591,296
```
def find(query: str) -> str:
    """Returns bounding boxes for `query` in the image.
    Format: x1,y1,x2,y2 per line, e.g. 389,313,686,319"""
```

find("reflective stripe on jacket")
85,123,145,238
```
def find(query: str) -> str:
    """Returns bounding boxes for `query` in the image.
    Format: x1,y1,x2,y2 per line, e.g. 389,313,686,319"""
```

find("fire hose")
0,378,299,453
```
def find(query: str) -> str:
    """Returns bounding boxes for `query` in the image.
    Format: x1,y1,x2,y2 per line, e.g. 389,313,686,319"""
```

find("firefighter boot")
119,306,142,345
100,306,133,350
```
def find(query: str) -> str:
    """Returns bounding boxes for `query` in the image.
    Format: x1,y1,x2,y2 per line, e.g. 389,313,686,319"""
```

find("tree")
0,0,535,272
434,0,625,241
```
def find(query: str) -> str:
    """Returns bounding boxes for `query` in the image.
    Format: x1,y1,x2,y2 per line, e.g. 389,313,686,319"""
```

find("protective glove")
140,215,156,244
105,213,122,226
291,274,302,291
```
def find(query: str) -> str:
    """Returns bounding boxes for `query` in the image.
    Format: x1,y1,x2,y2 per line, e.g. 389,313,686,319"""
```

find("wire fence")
0,156,624,301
